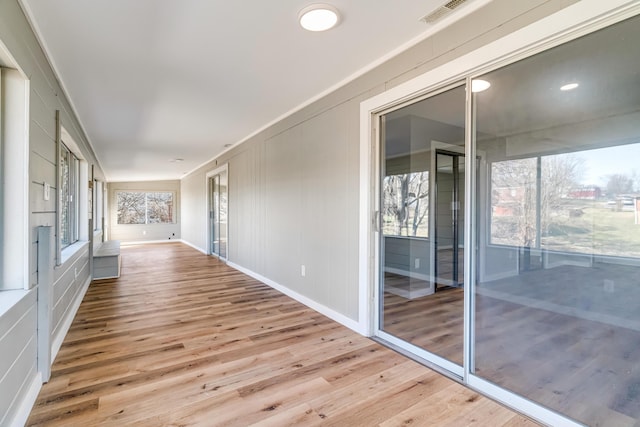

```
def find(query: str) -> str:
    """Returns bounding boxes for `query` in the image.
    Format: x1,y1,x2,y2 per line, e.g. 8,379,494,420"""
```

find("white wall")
180,0,579,327
0,292,37,427
0,0,105,425
0,0,582,424
108,180,181,242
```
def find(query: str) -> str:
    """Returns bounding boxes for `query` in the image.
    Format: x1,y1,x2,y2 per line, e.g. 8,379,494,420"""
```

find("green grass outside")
542,199,640,257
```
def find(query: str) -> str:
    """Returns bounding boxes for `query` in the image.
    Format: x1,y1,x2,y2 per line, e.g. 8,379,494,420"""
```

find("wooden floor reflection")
382,262,640,426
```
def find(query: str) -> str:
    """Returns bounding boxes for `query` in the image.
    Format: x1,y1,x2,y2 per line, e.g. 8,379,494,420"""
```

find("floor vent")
420,0,470,23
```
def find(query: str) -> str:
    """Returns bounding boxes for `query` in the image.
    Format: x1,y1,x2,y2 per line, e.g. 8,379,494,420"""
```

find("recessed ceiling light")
169,158,184,163
299,4,340,32
471,79,491,93
560,83,579,91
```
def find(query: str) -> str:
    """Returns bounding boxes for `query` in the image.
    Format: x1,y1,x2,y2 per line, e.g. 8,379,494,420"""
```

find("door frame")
430,141,466,289
206,164,229,259
358,2,637,425
372,87,467,378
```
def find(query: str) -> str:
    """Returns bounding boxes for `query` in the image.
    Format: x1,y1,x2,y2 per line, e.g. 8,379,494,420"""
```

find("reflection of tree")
383,172,429,237
492,159,537,247
633,169,640,193
541,154,584,235
491,154,584,246
606,173,634,196
60,154,70,243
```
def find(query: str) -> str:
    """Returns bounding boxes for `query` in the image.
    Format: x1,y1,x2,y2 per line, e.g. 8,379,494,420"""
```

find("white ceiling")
20,0,482,182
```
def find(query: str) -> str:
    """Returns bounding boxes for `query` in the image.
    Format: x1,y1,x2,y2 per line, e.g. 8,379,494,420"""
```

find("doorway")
207,165,228,260
376,84,466,374
434,151,465,289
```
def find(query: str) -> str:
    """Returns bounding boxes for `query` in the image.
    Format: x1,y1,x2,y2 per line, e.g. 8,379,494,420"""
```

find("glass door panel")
378,84,466,368
472,14,640,426
211,174,220,255
435,152,465,289
218,170,228,259
209,167,228,260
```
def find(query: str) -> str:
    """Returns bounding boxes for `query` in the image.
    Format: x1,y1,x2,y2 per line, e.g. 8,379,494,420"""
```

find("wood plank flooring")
383,286,464,365
26,243,536,426
381,262,640,426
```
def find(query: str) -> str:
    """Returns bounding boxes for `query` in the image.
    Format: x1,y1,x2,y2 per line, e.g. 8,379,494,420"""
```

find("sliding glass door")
377,84,466,372
372,10,640,426
471,14,640,426
208,166,228,260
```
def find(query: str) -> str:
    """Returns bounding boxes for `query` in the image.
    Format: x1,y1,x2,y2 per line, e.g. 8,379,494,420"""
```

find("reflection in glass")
210,169,228,259
436,153,465,287
380,85,465,366
474,14,640,425
382,171,429,237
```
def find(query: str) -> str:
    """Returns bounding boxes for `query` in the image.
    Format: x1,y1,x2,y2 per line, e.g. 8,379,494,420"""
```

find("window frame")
59,142,80,249
93,179,104,231
381,171,430,239
115,190,176,225
488,148,640,260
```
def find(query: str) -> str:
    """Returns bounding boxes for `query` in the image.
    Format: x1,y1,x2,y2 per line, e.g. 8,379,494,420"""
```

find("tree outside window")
60,144,80,248
382,171,429,237
117,192,174,224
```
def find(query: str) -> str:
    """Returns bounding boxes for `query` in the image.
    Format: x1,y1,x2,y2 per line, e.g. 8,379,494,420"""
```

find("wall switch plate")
44,182,50,201
301,265,306,277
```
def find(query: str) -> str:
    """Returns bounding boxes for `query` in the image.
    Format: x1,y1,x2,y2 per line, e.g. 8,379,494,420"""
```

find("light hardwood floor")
26,243,536,426
381,263,640,426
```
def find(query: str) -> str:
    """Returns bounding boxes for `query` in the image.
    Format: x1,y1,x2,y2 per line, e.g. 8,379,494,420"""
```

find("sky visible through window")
577,143,640,187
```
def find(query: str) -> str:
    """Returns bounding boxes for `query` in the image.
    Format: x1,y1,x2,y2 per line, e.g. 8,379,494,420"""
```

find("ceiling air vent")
420,0,469,23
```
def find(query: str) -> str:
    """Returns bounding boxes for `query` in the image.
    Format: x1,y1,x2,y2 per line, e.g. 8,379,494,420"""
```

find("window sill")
0,289,30,318
114,223,177,226
383,235,430,242
60,240,89,266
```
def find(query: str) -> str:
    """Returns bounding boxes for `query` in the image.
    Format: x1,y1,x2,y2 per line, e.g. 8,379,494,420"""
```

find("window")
93,180,103,231
382,172,429,237
0,67,29,290
60,143,80,248
474,12,640,426
117,191,174,224
489,147,640,258
490,158,538,247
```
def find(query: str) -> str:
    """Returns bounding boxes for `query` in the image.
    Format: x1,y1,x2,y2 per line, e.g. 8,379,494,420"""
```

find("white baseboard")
227,261,365,335
480,269,519,283
384,267,435,299
51,276,91,364
385,285,435,299
384,267,431,282
178,239,207,255
8,371,41,427
120,239,180,246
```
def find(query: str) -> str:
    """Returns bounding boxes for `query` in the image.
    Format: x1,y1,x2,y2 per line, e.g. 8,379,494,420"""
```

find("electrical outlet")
301,265,306,277
415,258,420,269
142,230,146,235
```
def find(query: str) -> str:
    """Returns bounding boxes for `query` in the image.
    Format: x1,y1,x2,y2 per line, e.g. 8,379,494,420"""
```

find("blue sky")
574,143,640,187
